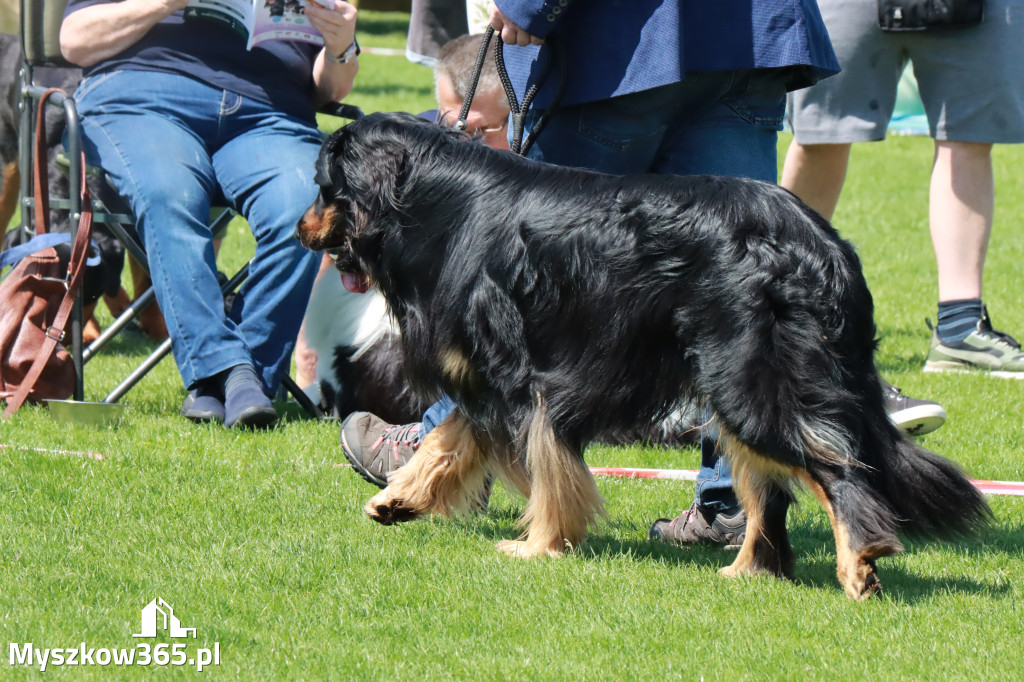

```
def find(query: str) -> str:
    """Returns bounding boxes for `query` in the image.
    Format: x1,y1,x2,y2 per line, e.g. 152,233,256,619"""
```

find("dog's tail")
868,422,992,540
791,407,990,552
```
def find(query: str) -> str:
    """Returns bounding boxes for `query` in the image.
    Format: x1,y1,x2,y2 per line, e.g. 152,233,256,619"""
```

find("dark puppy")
297,112,990,600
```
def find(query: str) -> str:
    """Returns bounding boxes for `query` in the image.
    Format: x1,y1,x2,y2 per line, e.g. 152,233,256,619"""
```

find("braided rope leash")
454,26,564,157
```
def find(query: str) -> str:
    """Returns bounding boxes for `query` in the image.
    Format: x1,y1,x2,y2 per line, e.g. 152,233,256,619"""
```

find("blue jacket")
496,0,839,108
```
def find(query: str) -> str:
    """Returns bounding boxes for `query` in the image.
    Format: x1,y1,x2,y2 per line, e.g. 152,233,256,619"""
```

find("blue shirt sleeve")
496,0,575,39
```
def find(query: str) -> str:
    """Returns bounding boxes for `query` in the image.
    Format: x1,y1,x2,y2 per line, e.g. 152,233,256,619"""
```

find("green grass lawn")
2,11,1023,681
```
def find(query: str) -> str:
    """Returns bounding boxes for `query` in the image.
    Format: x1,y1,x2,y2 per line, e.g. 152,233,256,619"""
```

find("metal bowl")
47,400,127,427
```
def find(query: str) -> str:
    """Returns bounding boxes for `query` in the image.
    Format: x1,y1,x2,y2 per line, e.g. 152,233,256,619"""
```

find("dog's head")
296,112,468,293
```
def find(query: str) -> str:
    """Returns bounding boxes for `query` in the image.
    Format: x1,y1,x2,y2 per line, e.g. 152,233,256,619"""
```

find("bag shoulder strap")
2,89,94,419
32,87,58,237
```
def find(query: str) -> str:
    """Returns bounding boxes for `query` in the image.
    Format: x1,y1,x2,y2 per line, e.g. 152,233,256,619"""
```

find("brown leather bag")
0,245,77,407
1,88,93,418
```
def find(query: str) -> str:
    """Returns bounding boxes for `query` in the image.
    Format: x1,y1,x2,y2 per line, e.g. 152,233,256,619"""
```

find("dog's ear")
317,129,351,198
368,140,410,216
338,124,411,225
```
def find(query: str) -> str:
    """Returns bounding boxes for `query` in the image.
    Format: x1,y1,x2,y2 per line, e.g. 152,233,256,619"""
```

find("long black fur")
299,112,989,549
304,282,700,445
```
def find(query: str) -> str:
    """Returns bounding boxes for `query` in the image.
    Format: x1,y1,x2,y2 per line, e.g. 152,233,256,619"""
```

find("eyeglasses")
438,111,509,135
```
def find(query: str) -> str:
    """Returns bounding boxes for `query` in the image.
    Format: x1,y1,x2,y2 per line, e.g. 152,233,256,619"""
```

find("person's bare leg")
780,141,852,221
929,140,994,302
294,253,335,388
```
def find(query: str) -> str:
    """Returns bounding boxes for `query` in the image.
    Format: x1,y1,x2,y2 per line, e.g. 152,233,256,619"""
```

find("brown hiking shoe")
648,503,747,549
340,412,422,488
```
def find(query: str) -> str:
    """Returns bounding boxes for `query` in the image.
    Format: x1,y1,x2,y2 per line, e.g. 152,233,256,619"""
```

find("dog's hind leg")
365,411,493,525
718,433,797,580
796,467,903,601
491,444,531,499
497,402,605,559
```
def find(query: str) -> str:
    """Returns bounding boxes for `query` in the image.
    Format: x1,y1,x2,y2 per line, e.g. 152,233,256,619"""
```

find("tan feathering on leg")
497,401,605,559
365,411,493,524
718,432,796,580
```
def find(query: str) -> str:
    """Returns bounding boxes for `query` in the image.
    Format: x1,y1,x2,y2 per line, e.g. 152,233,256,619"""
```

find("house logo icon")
132,598,197,638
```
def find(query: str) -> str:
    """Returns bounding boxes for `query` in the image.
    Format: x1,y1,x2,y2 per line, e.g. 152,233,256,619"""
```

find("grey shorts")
788,0,1024,144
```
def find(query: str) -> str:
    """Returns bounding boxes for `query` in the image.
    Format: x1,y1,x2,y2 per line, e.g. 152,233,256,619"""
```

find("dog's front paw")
850,571,883,601
496,539,565,559
364,490,421,526
840,558,883,601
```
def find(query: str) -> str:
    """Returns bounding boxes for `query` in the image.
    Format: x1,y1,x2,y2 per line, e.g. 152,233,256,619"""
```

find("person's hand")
306,0,358,61
152,0,189,13
489,4,543,46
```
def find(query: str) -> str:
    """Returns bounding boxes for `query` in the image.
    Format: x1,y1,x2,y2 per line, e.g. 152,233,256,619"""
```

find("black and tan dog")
297,112,990,600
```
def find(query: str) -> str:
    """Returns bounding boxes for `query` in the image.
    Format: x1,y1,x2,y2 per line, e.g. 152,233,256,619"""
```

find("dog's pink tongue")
341,272,369,294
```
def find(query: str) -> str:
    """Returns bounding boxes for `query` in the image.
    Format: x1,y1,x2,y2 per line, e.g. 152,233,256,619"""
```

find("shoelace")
669,504,700,531
885,384,908,406
372,422,423,453
977,312,1022,351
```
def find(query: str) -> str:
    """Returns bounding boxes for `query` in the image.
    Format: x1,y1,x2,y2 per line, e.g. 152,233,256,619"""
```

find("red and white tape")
590,466,698,482
590,466,1024,497
3,445,1020,496
969,479,1024,497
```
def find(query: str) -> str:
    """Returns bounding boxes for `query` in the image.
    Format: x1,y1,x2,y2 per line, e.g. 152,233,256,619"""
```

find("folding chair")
17,0,362,417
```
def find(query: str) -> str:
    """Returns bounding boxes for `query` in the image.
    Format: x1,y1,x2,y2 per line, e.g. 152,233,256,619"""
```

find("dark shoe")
340,412,422,488
883,382,945,436
223,364,279,429
649,504,746,549
224,384,278,429
180,389,225,423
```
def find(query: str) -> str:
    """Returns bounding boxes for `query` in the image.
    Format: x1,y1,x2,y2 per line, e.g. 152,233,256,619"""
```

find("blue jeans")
421,69,788,513
73,71,322,393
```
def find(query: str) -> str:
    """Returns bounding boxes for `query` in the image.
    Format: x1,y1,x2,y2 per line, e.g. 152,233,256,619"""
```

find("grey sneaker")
883,382,945,436
648,504,746,549
340,412,422,488
924,311,1024,379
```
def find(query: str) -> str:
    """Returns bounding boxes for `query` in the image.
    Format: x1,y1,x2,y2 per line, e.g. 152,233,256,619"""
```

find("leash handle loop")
453,26,564,157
